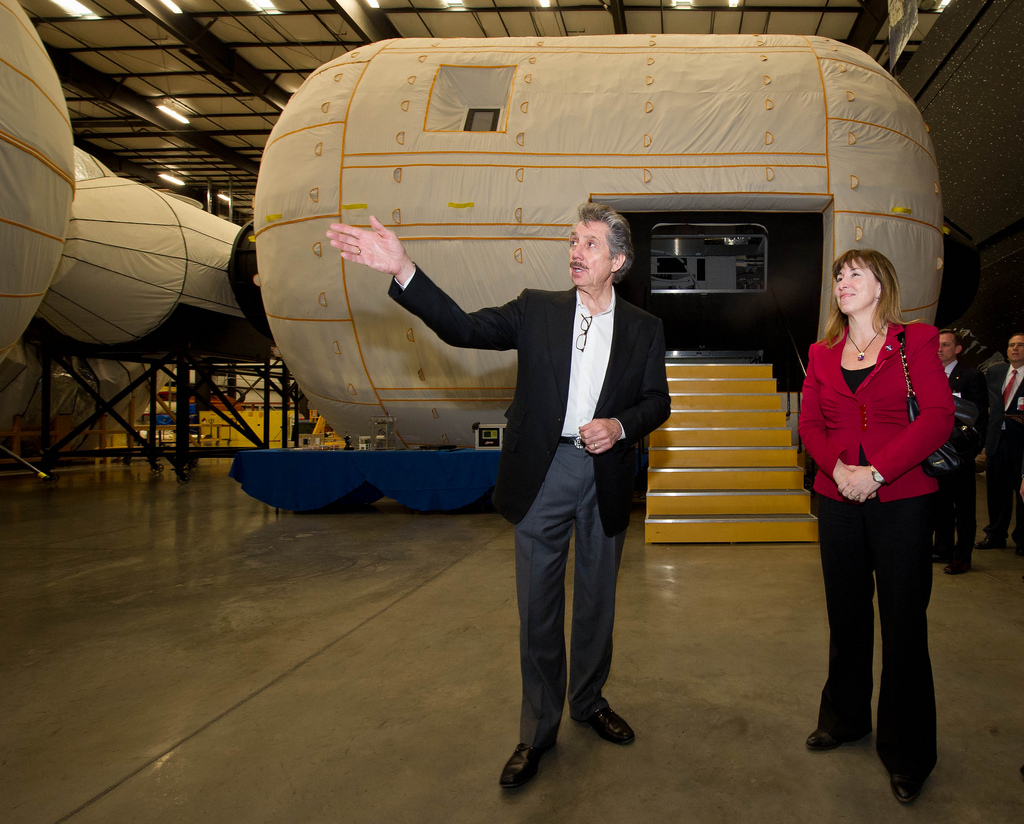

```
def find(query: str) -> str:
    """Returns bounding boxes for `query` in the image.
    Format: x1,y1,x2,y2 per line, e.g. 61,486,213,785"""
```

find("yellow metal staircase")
645,363,818,544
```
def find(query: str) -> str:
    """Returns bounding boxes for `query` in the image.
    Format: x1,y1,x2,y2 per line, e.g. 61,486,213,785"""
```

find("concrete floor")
1,459,1022,824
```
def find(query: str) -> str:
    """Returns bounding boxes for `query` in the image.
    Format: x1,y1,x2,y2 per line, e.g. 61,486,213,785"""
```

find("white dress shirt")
562,292,622,440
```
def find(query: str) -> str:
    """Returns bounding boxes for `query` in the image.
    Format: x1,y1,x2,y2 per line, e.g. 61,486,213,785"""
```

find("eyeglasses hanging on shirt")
576,313,592,353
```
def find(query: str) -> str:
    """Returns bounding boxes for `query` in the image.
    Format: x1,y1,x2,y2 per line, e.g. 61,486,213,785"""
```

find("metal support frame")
32,344,295,483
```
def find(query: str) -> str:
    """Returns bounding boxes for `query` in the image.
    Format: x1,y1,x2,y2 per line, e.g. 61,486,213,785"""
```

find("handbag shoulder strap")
896,331,915,398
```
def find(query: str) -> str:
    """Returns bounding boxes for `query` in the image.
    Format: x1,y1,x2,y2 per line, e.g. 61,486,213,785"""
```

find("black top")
842,364,873,394
842,366,874,466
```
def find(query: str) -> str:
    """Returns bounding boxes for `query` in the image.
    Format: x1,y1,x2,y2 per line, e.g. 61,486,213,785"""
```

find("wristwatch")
869,465,885,484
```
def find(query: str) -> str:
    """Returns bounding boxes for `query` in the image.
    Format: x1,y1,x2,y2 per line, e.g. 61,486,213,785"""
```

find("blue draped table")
229,448,502,512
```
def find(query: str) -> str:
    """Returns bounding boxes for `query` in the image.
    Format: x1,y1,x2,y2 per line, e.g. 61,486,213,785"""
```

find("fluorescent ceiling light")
538,0,550,7
157,0,182,12
937,0,952,8
728,0,739,6
52,0,101,18
217,193,231,202
157,105,190,124
446,0,463,6
159,173,185,186
247,0,280,12
367,0,380,6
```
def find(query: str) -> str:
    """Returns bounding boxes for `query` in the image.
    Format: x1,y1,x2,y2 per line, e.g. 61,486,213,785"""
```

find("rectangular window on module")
424,65,516,132
464,108,500,131
650,224,768,294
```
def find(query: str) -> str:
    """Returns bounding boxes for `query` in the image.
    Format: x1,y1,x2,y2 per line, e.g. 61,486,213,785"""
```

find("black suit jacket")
391,267,671,536
948,361,987,456
985,362,1024,456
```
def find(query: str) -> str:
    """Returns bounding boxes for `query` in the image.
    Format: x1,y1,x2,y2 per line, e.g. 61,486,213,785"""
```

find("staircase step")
648,466,805,490
651,427,793,447
647,489,812,515
671,393,784,411
668,377,779,393
645,514,820,544
668,409,787,427
649,446,799,468
667,364,773,379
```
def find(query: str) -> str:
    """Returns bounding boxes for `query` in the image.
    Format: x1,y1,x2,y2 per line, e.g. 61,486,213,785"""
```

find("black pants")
983,430,1024,544
816,493,937,781
934,460,978,564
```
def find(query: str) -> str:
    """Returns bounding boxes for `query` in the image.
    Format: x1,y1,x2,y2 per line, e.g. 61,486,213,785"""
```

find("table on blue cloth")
229,448,502,512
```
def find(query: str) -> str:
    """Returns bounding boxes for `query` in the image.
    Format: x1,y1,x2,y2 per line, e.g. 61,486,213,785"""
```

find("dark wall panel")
618,210,823,383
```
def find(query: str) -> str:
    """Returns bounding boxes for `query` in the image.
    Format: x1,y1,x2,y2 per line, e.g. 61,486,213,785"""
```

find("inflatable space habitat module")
254,34,945,447
0,0,74,368
37,149,246,346
0,0,255,439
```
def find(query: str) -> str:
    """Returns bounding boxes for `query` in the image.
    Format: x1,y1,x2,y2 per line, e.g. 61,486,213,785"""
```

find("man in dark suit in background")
976,333,1024,553
933,329,988,574
326,204,671,788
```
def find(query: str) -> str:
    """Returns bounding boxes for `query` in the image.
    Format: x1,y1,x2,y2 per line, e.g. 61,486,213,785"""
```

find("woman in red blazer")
799,250,953,804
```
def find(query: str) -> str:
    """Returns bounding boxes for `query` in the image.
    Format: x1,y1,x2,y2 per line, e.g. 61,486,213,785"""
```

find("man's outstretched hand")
326,215,416,285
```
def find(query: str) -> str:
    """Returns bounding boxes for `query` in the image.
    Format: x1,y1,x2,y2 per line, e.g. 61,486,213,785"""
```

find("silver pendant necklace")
848,329,880,361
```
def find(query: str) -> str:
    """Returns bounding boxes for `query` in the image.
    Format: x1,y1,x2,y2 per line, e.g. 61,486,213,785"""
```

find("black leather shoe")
944,561,971,575
890,773,923,803
584,707,635,744
499,743,550,788
805,728,842,751
975,537,1006,549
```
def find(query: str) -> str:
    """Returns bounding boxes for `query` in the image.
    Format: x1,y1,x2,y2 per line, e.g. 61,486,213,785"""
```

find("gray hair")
577,202,634,283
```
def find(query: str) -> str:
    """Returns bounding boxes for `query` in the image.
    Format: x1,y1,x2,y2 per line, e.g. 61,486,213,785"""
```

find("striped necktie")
1003,368,1018,409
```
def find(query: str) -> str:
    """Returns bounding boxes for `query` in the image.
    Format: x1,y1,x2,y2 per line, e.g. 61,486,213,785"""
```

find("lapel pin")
885,345,892,351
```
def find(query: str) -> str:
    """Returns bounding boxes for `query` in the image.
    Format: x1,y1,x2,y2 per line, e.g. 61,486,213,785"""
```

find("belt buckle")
573,434,585,450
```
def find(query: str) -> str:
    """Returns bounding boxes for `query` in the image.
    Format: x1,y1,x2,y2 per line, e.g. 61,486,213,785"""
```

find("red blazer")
799,322,954,503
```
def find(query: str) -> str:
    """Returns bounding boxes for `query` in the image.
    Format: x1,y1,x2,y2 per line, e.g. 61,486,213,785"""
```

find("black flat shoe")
583,707,635,744
499,743,550,788
805,728,842,751
890,773,923,803
975,537,1006,549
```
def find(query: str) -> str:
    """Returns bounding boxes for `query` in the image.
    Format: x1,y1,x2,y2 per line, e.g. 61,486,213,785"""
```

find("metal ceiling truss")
48,44,261,175
124,0,294,111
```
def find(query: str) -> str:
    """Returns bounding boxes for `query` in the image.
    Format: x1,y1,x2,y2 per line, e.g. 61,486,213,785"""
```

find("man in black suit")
327,204,670,788
932,330,988,574
976,333,1024,553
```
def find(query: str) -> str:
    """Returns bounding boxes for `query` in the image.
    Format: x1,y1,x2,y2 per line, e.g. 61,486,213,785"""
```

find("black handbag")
897,332,980,477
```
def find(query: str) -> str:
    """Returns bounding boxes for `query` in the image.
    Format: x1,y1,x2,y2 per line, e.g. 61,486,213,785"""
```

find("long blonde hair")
822,249,906,348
